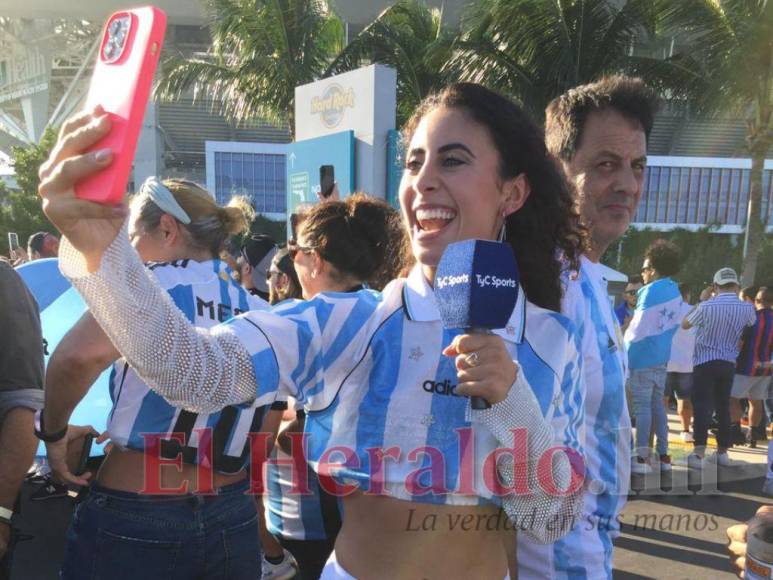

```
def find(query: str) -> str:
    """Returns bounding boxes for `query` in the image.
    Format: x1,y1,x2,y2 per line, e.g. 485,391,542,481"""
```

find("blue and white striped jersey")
106,258,270,473
265,442,343,541
519,257,630,579
266,453,328,541
229,266,584,508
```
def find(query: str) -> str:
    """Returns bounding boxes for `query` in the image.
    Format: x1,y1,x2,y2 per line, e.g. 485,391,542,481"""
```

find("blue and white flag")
16,258,112,457
624,277,682,370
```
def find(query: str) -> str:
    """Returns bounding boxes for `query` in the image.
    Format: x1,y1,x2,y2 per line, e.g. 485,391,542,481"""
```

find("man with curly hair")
625,239,682,473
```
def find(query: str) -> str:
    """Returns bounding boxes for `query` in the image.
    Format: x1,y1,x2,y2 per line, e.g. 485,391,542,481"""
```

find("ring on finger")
465,352,480,367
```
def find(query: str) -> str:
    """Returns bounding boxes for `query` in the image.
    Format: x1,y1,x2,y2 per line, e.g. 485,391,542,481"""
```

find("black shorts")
665,372,693,400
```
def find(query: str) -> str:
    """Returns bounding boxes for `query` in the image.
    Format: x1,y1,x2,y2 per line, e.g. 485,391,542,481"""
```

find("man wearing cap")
239,234,278,302
26,232,59,260
683,267,756,468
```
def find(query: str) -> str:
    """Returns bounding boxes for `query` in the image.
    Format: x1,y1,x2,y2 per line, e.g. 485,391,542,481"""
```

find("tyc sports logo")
435,273,468,289
475,274,517,289
422,379,462,397
435,272,517,290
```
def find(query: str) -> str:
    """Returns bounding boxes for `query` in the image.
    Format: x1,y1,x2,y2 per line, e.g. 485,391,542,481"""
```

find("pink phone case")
75,6,166,204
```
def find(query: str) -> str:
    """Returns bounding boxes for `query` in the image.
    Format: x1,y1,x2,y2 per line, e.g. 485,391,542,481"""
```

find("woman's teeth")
415,208,456,232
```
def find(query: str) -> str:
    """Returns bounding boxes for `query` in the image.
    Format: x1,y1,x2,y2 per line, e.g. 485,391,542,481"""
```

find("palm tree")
449,0,658,120
327,0,456,126
154,0,344,139
643,0,772,285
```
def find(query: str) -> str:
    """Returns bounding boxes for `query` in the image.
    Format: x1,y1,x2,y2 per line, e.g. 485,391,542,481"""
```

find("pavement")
3,410,770,579
614,412,770,579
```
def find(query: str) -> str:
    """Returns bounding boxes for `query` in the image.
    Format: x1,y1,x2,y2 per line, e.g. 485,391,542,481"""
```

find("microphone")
434,239,520,410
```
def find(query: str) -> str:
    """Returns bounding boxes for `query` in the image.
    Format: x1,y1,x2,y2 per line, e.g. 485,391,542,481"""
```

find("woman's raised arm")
39,108,273,413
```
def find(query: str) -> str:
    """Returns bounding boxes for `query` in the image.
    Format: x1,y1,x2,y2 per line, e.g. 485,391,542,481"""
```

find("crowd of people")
0,73,768,580
619,254,773,475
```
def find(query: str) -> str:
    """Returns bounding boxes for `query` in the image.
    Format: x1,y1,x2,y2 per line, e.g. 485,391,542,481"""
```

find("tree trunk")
741,149,765,286
741,110,771,286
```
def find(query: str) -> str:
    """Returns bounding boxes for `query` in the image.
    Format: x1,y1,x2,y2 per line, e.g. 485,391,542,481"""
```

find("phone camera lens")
103,16,130,62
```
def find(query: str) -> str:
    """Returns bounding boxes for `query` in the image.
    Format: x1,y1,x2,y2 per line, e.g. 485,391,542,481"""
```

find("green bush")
601,225,773,297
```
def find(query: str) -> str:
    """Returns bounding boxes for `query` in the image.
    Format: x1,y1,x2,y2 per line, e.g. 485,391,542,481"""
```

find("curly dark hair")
644,239,681,278
298,194,409,290
545,75,658,162
402,82,586,312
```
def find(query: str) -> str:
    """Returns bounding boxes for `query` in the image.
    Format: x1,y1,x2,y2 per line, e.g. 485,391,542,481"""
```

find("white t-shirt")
667,302,696,373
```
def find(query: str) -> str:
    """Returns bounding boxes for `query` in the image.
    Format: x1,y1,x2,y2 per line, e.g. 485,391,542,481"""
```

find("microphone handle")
466,327,492,410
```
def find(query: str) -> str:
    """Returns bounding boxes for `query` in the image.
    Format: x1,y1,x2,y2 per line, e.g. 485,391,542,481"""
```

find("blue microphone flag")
434,239,519,330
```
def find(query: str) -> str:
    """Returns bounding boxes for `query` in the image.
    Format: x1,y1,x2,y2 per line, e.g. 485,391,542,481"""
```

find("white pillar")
21,89,49,142
132,99,162,186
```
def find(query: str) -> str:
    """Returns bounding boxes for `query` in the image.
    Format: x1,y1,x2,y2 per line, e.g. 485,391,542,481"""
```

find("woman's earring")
498,210,508,243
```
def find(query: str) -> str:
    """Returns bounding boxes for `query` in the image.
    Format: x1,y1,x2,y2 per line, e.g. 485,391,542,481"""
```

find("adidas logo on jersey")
422,379,461,397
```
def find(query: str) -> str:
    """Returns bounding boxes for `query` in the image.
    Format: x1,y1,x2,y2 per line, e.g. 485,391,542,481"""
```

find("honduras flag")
624,277,682,370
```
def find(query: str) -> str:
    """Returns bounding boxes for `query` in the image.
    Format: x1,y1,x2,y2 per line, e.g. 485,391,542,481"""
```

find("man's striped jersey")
736,308,773,376
106,258,269,473
519,257,630,580
228,265,584,508
686,293,756,365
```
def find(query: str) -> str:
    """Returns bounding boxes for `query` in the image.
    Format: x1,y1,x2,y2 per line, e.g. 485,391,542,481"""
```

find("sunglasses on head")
287,239,317,261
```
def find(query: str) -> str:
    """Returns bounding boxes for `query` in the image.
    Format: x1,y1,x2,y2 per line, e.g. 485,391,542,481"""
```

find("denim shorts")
60,479,259,580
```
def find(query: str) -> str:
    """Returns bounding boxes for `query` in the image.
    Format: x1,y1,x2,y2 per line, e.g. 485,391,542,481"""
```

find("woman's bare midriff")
96,451,515,578
94,446,246,493
336,492,514,580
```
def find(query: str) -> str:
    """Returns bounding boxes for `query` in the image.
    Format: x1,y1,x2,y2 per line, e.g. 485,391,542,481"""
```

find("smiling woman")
39,84,586,580
400,83,585,311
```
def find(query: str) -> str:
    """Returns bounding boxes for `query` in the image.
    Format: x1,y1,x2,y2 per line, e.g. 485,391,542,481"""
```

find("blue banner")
286,130,355,216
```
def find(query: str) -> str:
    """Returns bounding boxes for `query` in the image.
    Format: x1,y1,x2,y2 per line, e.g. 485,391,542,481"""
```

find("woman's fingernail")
94,148,111,162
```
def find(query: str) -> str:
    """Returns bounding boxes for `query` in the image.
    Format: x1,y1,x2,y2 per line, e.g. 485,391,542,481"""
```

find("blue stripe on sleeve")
251,347,280,398
166,284,196,323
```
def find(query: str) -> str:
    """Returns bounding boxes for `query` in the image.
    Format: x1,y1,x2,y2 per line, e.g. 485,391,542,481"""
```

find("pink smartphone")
75,7,166,204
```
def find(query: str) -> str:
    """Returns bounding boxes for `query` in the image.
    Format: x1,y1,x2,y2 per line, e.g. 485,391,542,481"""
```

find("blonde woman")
39,177,269,579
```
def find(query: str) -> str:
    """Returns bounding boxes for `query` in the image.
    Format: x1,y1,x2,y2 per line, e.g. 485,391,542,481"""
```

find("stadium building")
0,0,771,230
